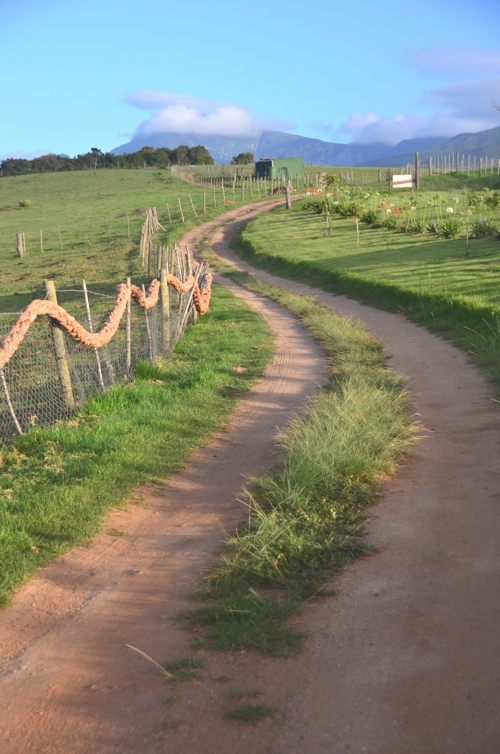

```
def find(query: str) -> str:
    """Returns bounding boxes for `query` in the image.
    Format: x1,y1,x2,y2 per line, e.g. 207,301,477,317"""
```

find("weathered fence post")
44,280,75,411
203,190,206,214
142,284,153,363
160,267,170,353
285,183,292,210
16,233,24,258
125,277,131,377
415,152,420,190
178,198,185,223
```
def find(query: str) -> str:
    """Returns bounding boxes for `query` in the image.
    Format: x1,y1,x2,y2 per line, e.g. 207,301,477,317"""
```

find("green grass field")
232,186,500,391
0,168,268,313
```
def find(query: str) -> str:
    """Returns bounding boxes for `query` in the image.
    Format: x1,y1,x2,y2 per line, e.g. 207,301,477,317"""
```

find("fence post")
285,183,292,210
126,277,131,377
160,267,170,353
203,190,206,213
178,198,185,222
44,280,75,411
415,152,420,190
16,233,24,258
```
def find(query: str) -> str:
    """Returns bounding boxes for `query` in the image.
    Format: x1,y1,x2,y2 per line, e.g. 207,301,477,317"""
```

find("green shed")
255,157,303,180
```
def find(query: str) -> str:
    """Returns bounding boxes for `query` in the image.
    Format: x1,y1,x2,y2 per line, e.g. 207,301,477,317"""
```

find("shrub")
18,199,31,207
380,216,398,230
471,218,498,237
437,217,464,238
361,210,379,225
426,222,440,235
410,216,426,234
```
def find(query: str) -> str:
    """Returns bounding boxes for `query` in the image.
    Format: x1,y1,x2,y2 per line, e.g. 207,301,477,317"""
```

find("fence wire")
0,276,199,443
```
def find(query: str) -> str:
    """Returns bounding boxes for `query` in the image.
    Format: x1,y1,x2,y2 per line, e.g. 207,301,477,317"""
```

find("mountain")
360,125,500,167
112,127,499,166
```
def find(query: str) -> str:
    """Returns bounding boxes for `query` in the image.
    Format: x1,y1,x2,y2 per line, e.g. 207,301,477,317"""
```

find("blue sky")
1,0,500,158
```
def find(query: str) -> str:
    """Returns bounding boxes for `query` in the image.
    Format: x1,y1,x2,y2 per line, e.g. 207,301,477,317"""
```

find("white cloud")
125,91,288,137
343,77,500,145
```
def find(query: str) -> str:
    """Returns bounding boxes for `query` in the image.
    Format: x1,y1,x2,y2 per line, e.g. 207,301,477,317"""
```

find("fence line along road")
0,246,212,443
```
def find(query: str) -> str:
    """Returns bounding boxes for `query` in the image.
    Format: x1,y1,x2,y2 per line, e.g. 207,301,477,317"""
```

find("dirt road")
0,201,498,753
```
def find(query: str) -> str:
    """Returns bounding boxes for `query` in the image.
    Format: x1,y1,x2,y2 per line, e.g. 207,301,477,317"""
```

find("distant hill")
360,125,500,167
112,131,449,166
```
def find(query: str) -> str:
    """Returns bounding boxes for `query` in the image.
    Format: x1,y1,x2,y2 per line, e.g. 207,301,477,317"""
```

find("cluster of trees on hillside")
230,152,254,165
0,145,214,177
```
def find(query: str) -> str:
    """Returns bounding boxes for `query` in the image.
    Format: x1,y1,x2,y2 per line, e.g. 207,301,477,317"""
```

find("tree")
230,152,254,165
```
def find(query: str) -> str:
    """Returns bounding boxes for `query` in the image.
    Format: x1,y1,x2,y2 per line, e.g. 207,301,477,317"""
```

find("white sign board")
392,174,416,189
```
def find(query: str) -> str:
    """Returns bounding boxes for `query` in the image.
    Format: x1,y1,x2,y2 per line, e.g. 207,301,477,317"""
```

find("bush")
471,218,498,237
18,199,31,207
380,216,398,230
361,210,379,225
410,216,426,234
437,217,464,238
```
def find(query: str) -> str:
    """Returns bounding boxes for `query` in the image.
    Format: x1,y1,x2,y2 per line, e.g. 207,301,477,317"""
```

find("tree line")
0,145,215,177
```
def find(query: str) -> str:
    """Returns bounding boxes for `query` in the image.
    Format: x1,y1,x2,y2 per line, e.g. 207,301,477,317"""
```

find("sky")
1,0,500,158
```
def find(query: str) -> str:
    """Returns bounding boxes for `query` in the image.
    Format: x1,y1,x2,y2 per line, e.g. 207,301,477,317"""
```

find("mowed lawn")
235,191,500,389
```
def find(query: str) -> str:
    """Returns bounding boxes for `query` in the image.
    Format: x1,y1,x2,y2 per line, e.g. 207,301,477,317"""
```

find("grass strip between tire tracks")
184,241,417,657
0,284,274,606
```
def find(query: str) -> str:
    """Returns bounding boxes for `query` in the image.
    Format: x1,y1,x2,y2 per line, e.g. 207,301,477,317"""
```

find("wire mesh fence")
0,243,211,443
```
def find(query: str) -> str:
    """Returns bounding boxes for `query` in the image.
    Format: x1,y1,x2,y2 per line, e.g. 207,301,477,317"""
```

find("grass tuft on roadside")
0,284,274,607
226,703,275,724
187,241,417,655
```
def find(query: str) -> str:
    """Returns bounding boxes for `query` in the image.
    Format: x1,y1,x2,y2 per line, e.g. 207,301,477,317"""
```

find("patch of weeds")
226,703,274,724
187,593,305,656
165,695,179,705
163,656,205,683
108,528,129,537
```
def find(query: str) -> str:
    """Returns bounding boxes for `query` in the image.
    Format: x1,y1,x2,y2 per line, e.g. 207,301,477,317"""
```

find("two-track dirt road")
0,200,499,753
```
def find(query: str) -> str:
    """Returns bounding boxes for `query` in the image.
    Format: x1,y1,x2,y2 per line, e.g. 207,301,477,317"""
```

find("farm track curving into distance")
0,199,498,753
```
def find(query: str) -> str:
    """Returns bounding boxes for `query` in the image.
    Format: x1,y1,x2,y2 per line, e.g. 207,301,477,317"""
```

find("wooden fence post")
160,267,170,353
285,183,292,210
415,152,420,190
16,233,24,258
44,280,75,411
178,198,185,223
203,190,206,213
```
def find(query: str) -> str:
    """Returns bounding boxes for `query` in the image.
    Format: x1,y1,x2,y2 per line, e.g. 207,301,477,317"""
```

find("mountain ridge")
112,126,500,167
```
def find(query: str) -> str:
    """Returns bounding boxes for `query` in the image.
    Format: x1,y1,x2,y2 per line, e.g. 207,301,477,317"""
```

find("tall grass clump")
190,245,417,655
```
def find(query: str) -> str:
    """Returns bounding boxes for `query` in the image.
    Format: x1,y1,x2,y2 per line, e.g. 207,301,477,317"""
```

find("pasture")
234,181,500,390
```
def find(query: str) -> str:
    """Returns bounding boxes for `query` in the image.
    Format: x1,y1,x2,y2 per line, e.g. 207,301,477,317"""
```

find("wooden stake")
16,233,24,258
178,198,185,222
160,267,170,353
189,194,198,217
40,229,44,253
44,280,75,411
142,284,153,363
